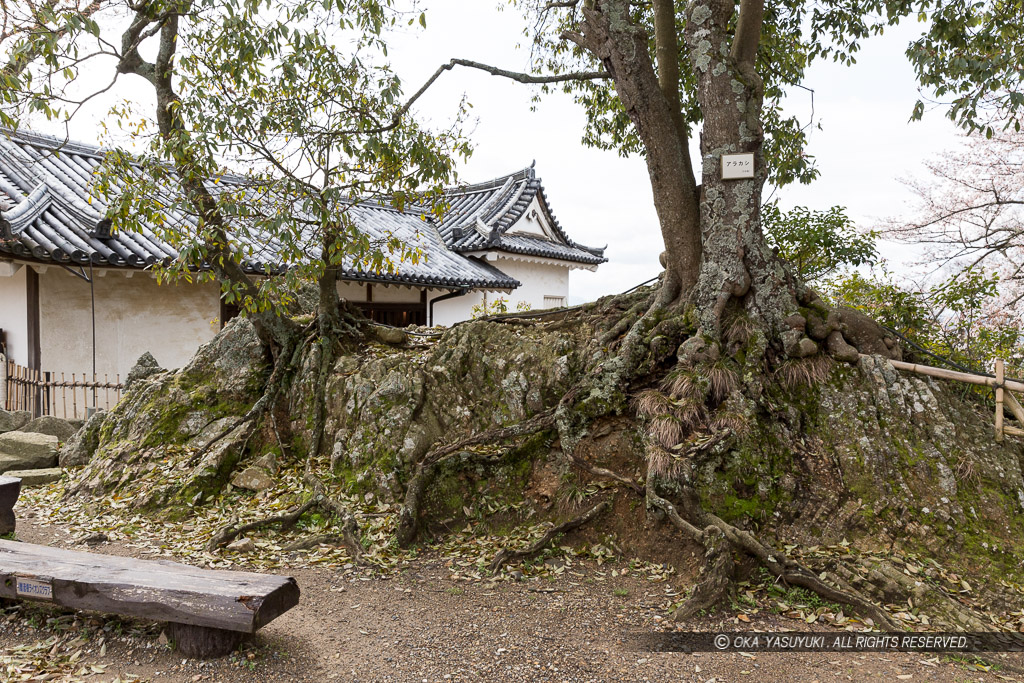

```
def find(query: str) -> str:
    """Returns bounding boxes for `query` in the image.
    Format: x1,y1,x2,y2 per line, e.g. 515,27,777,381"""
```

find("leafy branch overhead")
2,0,472,325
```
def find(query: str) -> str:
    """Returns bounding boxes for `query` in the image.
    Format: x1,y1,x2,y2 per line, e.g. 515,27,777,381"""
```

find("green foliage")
762,204,877,282
2,0,470,317
470,297,531,318
515,0,1024,186
824,266,1024,376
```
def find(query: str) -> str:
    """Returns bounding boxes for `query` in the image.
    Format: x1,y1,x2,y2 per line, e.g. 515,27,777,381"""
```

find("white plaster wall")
0,264,28,366
336,280,368,302
336,281,423,303
505,196,552,239
38,268,220,379
371,285,423,303
428,290,482,327
489,258,569,310
428,258,570,326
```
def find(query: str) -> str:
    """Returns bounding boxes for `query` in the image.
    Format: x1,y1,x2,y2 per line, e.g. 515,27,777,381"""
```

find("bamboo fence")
880,356,1023,441
4,360,122,420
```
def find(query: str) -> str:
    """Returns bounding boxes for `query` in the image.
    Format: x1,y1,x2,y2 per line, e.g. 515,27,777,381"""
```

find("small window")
543,295,567,309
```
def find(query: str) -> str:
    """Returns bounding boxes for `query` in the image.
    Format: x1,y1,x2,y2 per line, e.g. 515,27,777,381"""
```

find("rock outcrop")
60,299,1024,593
59,409,106,467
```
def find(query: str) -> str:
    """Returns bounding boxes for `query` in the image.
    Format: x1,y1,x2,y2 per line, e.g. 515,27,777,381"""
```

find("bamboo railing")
879,356,1023,442
4,361,122,420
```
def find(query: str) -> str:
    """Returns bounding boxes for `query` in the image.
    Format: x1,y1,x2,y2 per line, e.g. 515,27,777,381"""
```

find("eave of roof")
435,163,607,265
0,129,526,291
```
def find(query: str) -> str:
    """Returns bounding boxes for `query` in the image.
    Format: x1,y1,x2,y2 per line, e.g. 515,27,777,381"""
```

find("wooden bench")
0,539,299,657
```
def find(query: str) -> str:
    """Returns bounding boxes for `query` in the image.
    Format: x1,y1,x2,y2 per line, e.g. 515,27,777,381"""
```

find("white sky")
29,3,966,304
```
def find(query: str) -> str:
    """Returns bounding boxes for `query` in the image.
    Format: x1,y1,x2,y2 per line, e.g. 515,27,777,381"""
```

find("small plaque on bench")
15,575,52,600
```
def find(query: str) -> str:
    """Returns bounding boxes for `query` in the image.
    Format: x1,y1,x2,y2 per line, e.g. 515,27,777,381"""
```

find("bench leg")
167,622,246,658
0,508,14,535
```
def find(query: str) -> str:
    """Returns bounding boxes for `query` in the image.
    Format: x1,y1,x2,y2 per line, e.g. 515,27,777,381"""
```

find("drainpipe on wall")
88,261,97,417
428,288,469,327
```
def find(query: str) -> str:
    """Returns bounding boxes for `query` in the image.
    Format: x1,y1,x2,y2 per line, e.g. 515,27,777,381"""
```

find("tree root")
829,558,994,631
207,498,317,551
489,500,610,572
568,454,644,495
646,477,898,629
396,410,558,547
281,533,343,552
672,526,733,620
304,473,367,565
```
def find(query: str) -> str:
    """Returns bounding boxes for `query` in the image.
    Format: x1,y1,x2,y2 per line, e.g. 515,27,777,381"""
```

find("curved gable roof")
436,164,607,267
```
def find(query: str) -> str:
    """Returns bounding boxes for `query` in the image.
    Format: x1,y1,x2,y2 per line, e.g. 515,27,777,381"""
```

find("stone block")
0,432,58,469
0,410,31,433
17,415,77,442
231,467,274,492
3,468,61,485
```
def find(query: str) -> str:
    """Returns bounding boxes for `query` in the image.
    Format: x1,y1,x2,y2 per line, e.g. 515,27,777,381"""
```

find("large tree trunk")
683,0,798,343
572,1,702,303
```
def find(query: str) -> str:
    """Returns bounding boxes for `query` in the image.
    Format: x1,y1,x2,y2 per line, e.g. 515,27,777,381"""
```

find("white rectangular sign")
721,153,755,180
15,576,53,600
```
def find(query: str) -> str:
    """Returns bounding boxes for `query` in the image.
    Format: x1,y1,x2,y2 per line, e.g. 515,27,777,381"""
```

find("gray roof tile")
436,164,607,266
0,130,523,290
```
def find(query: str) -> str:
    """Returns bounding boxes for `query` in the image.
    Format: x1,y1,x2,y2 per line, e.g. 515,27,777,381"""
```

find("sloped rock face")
59,409,106,467
291,322,583,501
62,309,1024,583
689,355,1024,580
66,316,268,507
830,358,1024,567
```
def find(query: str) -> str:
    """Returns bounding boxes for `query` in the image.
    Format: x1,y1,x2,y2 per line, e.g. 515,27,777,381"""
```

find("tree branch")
1,0,105,77
489,500,609,572
730,0,764,66
346,58,606,139
651,0,685,135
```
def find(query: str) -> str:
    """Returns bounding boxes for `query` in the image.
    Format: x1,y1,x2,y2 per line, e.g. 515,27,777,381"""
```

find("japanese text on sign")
721,153,755,180
15,576,52,600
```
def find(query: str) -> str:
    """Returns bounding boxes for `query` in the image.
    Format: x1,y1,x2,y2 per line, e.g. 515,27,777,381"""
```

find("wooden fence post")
996,359,1005,442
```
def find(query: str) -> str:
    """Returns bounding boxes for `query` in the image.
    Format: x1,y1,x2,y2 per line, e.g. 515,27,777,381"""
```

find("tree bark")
683,0,797,341
570,0,702,301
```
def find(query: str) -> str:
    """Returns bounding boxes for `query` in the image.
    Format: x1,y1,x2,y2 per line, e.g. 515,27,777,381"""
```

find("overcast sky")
382,6,964,303
33,3,966,304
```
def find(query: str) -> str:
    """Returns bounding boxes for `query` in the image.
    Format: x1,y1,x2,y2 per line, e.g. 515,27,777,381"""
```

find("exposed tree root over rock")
397,409,558,547
489,500,610,572
207,498,317,551
281,533,345,552
63,284,1024,637
304,474,367,566
646,475,899,630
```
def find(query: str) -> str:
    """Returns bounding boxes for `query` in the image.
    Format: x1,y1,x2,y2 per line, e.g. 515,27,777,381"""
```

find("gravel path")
0,518,1019,682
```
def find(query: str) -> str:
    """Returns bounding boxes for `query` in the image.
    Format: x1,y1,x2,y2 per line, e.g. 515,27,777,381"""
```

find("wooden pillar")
25,268,40,417
996,359,1005,442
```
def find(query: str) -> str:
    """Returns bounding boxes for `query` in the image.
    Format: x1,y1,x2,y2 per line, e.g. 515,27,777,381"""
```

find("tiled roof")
437,164,607,266
0,130,520,290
